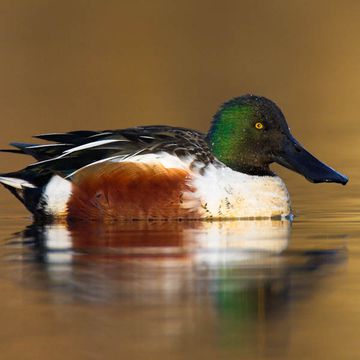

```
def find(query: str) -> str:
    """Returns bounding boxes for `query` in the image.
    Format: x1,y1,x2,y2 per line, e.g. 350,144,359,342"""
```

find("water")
0,141,358,360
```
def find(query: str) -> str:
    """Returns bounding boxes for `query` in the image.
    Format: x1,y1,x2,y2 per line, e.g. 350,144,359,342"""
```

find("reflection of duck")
6,219,346,357
14,220,292,301
23,219,291,267
0,95,347,221
191,220,290,265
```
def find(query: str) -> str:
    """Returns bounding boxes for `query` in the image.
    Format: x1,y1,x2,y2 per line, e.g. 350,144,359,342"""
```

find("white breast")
184,164,291,219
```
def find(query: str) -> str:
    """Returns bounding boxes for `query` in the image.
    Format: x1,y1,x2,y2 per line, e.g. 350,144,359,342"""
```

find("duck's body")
0,95,347,221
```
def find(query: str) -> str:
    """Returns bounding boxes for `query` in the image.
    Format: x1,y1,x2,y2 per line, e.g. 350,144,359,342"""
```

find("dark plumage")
1,126,215,187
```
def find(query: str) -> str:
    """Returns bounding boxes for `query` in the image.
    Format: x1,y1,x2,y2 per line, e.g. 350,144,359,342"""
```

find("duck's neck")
228,164,274,177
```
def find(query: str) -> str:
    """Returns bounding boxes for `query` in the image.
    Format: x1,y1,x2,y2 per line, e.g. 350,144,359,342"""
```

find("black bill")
275,135,348,185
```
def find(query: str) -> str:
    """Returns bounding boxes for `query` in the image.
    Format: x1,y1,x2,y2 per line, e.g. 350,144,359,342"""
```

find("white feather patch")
28,143,67,149
0,176,35,189
184,164,291,218
65,155,125,178
29,139,127,168
40,175,72,216
63,139,123,154
111,152,194,169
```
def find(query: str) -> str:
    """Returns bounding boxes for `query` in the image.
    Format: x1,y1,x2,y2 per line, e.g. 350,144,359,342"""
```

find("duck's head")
207,95,348,185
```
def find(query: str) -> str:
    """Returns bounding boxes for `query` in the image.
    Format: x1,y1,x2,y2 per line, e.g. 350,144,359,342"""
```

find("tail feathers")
10,142,37,150
1,142,73,161
0,142,38,155
0,176,36,189
0,175,43,213
0,149,24,155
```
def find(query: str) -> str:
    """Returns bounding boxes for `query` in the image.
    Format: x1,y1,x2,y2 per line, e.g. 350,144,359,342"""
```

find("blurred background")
0,0,358,208
0,0,360,135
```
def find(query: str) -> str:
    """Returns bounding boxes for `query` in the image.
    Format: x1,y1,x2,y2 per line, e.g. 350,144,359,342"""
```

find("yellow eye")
255,122,264,130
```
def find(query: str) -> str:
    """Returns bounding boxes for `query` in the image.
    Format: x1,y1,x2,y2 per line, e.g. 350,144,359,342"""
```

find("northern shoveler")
0,95,348,221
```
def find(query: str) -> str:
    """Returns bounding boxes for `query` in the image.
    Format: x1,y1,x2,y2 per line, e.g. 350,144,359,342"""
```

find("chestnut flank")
68,162,199,221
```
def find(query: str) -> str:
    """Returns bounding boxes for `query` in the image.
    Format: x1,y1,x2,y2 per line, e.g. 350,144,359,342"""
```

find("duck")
0,95,348,221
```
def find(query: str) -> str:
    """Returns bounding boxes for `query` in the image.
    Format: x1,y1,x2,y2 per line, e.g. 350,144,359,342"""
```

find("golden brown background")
0,0,357,209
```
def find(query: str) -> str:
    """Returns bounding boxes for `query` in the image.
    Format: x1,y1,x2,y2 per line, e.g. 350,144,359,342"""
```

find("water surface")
0,145,358,360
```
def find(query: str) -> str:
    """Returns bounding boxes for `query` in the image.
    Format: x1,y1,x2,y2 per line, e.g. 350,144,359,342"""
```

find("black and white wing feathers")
0,126,215,187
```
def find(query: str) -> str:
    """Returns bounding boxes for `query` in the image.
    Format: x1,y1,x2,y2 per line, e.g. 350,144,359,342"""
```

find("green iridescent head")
206,94,348,184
